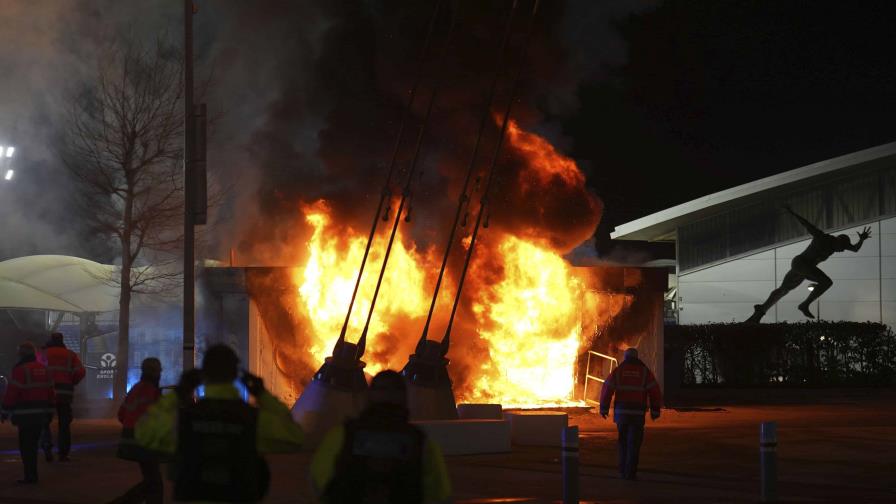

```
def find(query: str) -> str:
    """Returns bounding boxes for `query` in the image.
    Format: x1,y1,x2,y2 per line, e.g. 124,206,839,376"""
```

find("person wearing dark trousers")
108,358,164,504
1,342,56,484
40,332,85,462
599,347,663,480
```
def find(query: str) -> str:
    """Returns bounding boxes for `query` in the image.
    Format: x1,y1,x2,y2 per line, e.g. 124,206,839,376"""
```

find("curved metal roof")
611,141,896,241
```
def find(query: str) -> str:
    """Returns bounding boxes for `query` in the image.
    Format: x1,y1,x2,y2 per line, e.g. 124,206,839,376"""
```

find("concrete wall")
199,267,296,404
678,216,896,327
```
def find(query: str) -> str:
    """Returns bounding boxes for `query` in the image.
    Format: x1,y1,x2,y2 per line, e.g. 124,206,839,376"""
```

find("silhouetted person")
310,370,451,504
748,205,871,322
1,342,55,484
599,347,662,480
39,332,85,462
135,344,303,503
109,357,164,504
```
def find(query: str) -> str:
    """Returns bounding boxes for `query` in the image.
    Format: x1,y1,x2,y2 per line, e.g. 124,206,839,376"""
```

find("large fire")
278,119,614,407
293,200,437,375
466,235,586,407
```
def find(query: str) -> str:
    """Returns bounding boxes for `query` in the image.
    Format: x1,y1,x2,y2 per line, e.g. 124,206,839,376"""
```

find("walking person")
136,344,304,502
1,342,56,484
599,347,663,480
40,332,86,462
108,357,165,504
310,370,452,504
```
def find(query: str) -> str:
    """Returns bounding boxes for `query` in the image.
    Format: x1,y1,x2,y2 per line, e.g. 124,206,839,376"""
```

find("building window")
679,162,895,272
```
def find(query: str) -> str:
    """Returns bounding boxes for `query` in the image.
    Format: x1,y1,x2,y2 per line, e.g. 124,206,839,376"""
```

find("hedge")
666,322,896,387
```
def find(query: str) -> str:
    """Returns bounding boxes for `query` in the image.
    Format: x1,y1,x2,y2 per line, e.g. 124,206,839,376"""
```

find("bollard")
562,425,579,504
760,421,778,503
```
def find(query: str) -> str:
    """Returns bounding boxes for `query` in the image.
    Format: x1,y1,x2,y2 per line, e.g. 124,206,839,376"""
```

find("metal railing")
582,351,617,407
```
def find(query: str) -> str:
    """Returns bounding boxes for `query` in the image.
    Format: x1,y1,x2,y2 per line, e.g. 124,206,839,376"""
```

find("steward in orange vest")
40,332,85,462
1,342,55,484
599,347,663,480
110,357,165,504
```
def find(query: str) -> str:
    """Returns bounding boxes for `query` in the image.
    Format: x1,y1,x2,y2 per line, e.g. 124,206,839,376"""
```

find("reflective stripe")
48,352,76,373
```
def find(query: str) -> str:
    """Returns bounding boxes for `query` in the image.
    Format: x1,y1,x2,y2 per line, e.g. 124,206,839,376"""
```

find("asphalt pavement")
0,393,893,503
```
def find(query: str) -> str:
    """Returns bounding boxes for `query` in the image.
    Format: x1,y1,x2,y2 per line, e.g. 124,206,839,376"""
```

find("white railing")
583,351,618,407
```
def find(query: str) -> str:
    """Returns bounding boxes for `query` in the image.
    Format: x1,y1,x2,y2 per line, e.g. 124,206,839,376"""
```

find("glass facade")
679,161,896,272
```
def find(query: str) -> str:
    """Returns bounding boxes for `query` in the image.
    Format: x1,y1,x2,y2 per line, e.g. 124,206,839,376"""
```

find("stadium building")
612,142,896,328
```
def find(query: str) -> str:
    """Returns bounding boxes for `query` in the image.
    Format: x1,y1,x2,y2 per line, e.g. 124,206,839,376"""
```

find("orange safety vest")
45,346,86,403
599,358,662,424
2,360,56,425
118,380,161,429
117,379,163,462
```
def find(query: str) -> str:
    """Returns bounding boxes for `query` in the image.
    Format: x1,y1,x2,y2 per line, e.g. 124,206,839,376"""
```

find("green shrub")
668,322,896,387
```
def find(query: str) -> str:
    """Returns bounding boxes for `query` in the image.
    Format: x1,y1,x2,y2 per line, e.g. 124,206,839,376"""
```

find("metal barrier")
583,351,618,406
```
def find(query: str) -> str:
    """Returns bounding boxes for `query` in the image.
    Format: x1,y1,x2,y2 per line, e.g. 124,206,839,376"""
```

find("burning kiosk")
199,0,665,447
200,262,666,443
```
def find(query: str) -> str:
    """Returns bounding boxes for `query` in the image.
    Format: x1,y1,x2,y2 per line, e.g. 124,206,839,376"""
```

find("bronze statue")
747,205,871,323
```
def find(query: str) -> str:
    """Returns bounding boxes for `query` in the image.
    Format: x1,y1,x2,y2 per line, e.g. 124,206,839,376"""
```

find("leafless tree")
61,37,185,399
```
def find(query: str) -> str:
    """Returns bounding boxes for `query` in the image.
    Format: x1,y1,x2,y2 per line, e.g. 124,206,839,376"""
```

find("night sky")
569,0,896,242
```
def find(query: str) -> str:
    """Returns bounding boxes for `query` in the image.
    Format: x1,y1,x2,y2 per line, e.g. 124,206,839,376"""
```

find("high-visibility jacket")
175,397,263,502
310,408,451,503
135,383,304,455
599,357,662,425
2,357,56,426
44,345,85,403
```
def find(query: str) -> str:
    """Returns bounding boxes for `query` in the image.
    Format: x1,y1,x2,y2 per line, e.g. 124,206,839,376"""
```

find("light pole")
1,145,14,181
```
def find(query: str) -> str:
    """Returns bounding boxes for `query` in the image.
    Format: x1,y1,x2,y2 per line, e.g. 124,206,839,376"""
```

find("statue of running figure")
747,205,872,323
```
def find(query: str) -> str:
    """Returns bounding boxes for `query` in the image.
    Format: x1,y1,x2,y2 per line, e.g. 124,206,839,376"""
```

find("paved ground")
0,393,894,503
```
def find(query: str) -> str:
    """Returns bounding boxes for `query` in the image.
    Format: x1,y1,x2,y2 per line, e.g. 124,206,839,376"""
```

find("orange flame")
466,234,586,407
292,200,436,376
275,120,613,407
506,119,585,191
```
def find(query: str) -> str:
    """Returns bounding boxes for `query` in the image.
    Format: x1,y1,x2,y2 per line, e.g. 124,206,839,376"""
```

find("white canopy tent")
0,255,120,313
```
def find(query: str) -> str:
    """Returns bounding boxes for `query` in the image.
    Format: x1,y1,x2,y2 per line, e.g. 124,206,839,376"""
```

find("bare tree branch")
59,34,187,399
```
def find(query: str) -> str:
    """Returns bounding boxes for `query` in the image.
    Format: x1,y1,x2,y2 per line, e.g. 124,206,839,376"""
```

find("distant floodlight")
5,147,13,158
4,169,13,181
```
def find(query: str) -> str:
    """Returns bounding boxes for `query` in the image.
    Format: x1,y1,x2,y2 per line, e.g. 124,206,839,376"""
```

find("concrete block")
413,419,511,455
407,383,458,421
504,410,568,447
457,403,503,420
